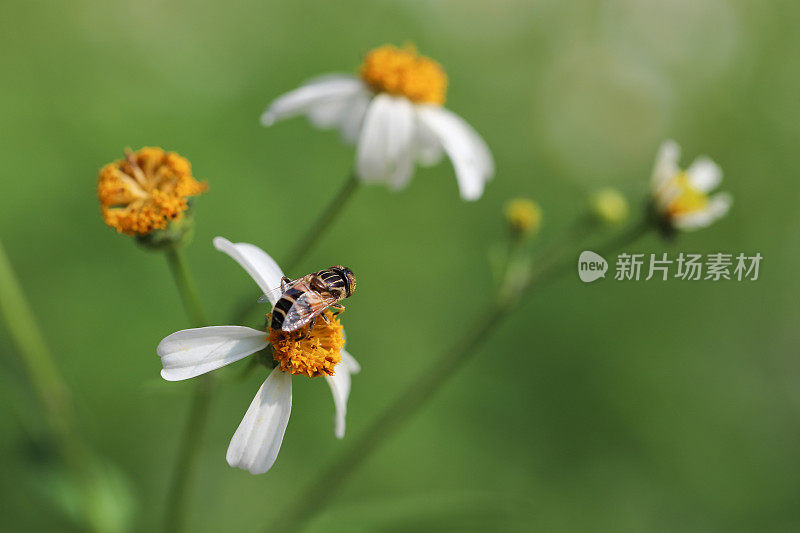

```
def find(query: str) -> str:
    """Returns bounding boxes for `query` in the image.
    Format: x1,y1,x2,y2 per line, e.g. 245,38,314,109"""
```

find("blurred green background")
1,0,799,531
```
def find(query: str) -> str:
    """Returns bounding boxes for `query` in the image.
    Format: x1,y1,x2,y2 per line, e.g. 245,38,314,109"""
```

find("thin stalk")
162,246,213,533
231,171,360,326
283,171,359,274
273,218,652,532
0,239,95,527
164,246,208,327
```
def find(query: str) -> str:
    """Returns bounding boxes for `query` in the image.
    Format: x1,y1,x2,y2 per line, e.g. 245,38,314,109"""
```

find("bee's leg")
320,313,331,324
297,316,317,339
329,304,345,316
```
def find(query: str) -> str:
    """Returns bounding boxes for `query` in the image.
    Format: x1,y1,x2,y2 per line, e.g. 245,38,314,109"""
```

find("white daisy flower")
651,140,732,231
261,44,495,200
157,237,360,475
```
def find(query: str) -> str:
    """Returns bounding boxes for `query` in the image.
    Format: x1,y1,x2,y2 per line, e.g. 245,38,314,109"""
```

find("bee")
260,266,357,334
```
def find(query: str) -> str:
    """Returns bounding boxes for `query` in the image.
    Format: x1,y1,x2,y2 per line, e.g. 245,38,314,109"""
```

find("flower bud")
590,188,629,226
504,198,542,237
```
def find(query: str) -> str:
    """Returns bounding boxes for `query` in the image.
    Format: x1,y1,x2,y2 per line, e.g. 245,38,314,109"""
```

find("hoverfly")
259,266,357,333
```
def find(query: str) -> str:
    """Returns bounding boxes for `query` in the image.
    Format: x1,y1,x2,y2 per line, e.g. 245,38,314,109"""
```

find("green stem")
162,246,213,533
283,171,359,274
230,171,360,326
0,239,95,527
273,219,652,532
164,246,208,327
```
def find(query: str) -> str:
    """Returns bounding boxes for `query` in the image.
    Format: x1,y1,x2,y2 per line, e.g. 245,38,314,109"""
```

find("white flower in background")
262,44,495,201
157,237,360,475
651,140,732,231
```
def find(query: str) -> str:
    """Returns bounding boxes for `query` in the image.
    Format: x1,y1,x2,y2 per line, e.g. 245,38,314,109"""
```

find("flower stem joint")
97,147,208,249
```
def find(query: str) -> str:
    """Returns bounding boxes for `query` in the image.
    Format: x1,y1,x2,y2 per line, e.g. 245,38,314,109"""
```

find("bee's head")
331,265,356,297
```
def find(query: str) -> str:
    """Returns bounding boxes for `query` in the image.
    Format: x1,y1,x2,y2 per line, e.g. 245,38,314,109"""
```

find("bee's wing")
257,277,304,304
282,291,340,332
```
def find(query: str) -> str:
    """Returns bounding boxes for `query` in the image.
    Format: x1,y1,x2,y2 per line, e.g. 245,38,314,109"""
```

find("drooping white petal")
324,349,359,439
158,326,268,381
356,94,416,189
308,84,372,133
341,349,361,374
226,369,292,475
213,237,284,303
261,74,364,127
415,118,445,167
672,192,732,230
337,90,373,145
687,156,722,192
416,105,494,201
325,365,351,440
652,140,681,190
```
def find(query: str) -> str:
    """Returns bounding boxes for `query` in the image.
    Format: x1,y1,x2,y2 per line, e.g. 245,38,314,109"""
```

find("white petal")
415,117,444,167
213,237,284,303
325,364,352,439
324,349,359,439
226,369,292,475
708,191,733,218
308,84,371,133
341,348,361,374
416,105,494,201
158,326,268,381
356,94,416,189
652,139,681,190
337,89,372,145
687,156,722,192
672,192,732,230
672,210,714,230
261,74,364,127
654,180,683,212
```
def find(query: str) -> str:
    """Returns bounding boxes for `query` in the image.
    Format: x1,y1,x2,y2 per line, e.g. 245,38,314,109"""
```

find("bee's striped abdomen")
270,287,303,331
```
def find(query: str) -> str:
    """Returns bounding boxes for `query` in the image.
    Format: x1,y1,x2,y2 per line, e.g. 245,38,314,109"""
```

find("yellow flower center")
665,172,709,217
268,310,345,378
97,147,207,236
360,44,447,105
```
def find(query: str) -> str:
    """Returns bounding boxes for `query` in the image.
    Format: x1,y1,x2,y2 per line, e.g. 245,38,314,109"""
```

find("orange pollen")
97,147,208,236
360,44,447,105
268,310,345,378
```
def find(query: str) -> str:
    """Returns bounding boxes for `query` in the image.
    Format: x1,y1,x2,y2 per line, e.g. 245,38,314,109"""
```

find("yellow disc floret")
664,172,709,217
97,147,207,236
269,310,345,378
360,44,447,105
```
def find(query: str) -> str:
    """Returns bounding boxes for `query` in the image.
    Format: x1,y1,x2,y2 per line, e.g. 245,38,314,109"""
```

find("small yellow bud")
504,198,542,236
590,189,629,225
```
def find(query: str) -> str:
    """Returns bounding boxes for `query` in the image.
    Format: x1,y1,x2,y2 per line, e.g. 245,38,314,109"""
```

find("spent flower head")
157,237,360,474
650,140,731,232
262,44,494,200
97,147,207,242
